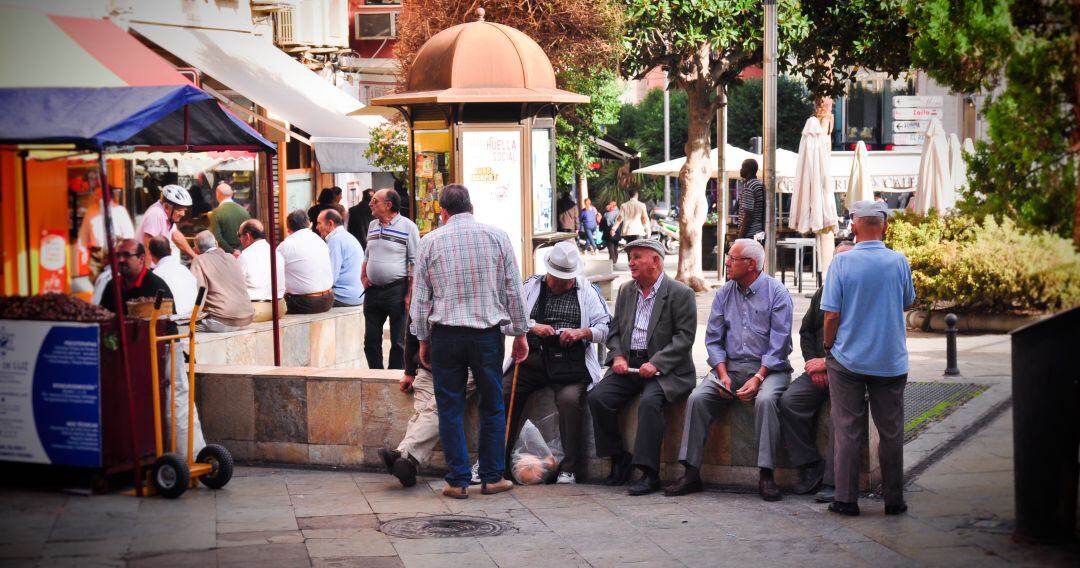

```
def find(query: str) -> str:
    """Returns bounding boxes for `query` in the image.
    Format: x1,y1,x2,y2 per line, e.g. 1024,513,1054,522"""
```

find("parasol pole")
98,152,143,496
263,152,282,366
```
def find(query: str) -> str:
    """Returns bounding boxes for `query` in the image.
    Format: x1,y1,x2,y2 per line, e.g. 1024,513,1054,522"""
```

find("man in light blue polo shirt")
316,208,365,307
821,200,915,517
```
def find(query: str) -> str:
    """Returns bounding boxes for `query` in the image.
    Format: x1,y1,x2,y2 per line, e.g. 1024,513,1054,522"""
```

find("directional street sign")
893,120,930,133
893,96,943,108
893,107,942,120
893,133,926,146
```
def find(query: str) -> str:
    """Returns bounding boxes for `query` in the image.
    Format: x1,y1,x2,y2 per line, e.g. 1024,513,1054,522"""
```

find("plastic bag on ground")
511,414,564,485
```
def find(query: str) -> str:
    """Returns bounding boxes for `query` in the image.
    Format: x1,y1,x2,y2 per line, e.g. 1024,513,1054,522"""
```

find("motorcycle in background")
650,206,680,254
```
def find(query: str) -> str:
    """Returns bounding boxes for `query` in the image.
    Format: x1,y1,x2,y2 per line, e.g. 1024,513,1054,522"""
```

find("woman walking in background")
600,200,621,264
580,198,600,254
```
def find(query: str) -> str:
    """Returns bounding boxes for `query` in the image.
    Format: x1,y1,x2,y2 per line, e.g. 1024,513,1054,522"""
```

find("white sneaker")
470,461,482,485
556,472,576,484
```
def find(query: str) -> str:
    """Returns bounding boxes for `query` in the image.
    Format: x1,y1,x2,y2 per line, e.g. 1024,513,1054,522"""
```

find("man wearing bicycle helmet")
136,184,199,261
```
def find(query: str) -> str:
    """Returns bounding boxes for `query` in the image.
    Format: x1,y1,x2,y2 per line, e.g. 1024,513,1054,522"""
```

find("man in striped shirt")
738,159,766,242
410,184,529,499
362,189,421,369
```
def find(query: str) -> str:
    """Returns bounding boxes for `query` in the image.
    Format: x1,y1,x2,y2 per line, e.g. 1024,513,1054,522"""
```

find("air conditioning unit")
273,9,297,45
355,12,397,40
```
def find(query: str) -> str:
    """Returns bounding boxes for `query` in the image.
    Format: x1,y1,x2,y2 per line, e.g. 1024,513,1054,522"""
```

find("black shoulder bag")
532,282,591,385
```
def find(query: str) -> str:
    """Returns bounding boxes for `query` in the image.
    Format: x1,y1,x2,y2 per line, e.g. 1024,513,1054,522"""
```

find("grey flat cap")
624,238,666,258
850,200,889,219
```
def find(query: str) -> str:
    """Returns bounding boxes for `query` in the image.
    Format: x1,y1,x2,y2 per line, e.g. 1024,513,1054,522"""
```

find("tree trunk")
1073,0,1080,249
675,83,713,292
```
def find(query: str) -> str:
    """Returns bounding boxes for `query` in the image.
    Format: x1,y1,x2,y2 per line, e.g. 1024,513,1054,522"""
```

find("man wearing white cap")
823,200,915,517
501,241,612,484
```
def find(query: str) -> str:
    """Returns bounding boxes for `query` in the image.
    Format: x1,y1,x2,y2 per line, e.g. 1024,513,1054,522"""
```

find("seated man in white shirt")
276,209,335,314
236,219,286,322
148,235,197,319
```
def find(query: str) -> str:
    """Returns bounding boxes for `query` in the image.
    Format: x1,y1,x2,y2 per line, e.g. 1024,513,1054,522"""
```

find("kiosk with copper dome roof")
367,9,588,273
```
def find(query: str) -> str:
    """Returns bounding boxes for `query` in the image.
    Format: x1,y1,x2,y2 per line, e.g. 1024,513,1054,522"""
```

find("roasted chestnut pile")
0,294,114,322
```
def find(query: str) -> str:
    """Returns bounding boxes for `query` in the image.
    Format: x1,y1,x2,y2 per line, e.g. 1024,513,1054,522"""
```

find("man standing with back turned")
823,200,915,516
411,184,529,499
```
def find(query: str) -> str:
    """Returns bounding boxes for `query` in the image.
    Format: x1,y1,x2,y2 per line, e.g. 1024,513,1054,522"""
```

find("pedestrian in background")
579,197,600,254
277,210,334,315
208,182,250,255
557,190,579,234
410,184,529,499
189,231,254,333
600,200,622,265
348,187,375,249
316,209,365,308
308,186,343,226
822,200,915,517
363,188,420,370
737,159,765,243
615,189,650,264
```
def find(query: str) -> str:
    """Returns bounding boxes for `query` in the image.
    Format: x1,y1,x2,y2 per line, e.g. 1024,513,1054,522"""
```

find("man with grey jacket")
502,241,611,484
587,239,697,496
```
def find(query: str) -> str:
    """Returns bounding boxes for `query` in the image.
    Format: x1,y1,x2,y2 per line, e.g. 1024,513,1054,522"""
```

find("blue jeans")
430,325,507,487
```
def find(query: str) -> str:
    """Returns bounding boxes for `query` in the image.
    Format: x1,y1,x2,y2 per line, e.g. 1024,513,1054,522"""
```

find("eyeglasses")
724,254,753,263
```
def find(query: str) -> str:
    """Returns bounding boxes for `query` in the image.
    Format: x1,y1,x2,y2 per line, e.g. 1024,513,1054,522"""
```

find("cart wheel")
152,453,189,498
196,444,234,489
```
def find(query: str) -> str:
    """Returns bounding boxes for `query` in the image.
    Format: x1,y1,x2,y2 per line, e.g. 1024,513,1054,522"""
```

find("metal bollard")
943,313,960,376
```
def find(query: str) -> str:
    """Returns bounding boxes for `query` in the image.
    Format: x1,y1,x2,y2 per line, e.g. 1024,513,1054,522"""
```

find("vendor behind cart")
135,184,199,262
99,238,206,458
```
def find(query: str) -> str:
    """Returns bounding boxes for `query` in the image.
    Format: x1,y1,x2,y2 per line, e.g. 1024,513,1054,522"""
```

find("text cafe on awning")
128,20,386,225
365,12,588,274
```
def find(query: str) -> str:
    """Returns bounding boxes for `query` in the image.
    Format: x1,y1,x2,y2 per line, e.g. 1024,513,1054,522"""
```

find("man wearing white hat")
501,241,612,483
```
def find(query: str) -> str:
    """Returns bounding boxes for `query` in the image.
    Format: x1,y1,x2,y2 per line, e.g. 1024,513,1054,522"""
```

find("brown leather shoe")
442,484,468,499
480,478,513,495
759,471,781,501
664,475,704,497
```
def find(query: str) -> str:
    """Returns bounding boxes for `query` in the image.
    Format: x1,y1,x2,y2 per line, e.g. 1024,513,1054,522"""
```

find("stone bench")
194,365,879,491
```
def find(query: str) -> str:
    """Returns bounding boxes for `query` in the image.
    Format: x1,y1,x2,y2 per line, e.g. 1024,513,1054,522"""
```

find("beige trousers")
396,368,475,465
251,300,287,323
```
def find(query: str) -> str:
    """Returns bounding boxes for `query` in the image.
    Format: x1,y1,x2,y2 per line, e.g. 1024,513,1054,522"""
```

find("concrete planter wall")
195,365,880,491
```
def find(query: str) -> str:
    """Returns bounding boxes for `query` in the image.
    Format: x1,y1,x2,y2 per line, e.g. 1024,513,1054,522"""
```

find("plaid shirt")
410,213,528,341
530,280,581,331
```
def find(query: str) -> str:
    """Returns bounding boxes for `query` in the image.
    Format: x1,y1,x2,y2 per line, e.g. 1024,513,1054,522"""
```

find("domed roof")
371,20,588,106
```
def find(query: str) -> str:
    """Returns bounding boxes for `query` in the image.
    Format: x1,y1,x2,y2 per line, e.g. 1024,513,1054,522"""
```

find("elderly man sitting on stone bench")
586,239,697,496
666,238,794,501
502,241,611,484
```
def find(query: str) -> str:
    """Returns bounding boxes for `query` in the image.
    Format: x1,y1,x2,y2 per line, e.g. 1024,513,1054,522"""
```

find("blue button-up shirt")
326,226,365,306
821,240,915,377
705,272,793,371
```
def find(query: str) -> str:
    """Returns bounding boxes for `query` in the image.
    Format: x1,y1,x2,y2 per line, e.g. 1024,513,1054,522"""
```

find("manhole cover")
379,515,511,539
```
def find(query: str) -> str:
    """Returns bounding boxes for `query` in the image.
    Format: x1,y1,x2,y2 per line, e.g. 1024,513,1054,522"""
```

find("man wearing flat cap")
822,200,915,517
501,241,611,484
586,238,697,495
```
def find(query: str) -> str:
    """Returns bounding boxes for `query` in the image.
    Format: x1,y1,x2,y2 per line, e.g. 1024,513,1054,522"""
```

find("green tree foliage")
555,69,624,188
784,0,912,99
621,0,804,290
908,0,1078,246
726,77,814,152
363,121,409,186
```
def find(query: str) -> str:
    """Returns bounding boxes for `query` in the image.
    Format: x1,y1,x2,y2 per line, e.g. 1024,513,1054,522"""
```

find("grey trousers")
677,360,790,470
827,358,906,505
778,373,835,486
587,354,669,473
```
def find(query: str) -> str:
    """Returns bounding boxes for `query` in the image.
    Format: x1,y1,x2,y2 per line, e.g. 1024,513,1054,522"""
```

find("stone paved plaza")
2,409,1079,568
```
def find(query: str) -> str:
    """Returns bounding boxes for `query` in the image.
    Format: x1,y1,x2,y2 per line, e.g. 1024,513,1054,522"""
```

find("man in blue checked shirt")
665,238,794,501
410,184,529,499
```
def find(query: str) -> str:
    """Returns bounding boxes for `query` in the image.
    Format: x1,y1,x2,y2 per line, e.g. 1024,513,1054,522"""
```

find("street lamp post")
663,77,671,209
763,0,778,275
